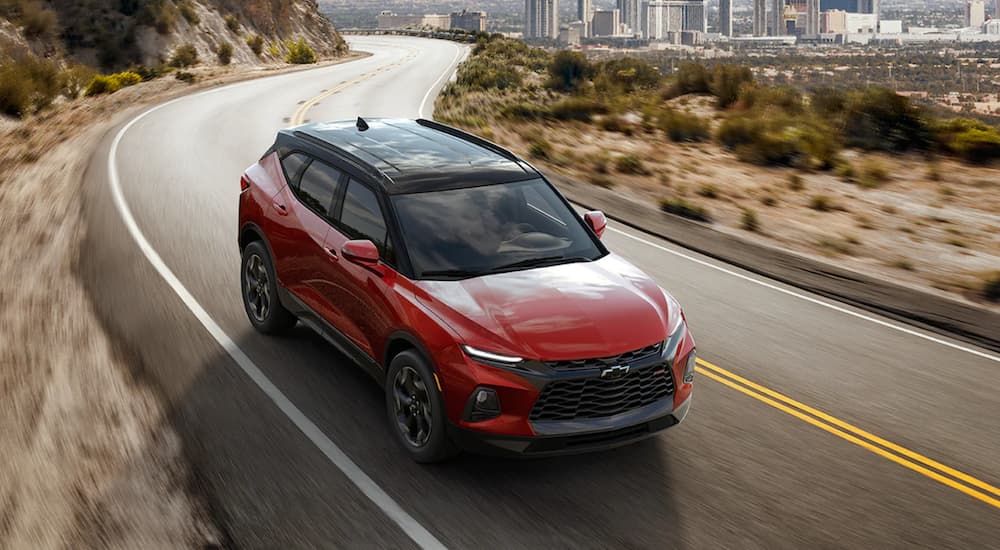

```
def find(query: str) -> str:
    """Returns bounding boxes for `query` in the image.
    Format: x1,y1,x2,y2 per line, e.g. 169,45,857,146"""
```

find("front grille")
543,342,662,371
529,365,675,422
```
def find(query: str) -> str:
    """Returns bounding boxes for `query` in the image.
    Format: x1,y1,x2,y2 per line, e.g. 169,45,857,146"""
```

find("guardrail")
340,28,480,43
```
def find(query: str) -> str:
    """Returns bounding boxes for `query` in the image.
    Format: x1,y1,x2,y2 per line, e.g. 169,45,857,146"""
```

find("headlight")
462,345,523,364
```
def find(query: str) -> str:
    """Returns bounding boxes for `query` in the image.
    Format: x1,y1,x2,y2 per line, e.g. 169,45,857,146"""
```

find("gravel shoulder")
0,54,364,549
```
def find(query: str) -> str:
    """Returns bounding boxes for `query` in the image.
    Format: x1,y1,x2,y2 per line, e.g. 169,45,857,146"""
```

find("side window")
296,160,343,218
339,179,393,263
280,153,311,189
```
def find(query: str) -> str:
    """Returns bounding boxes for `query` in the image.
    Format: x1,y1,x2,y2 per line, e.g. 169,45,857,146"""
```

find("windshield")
391,179,605,279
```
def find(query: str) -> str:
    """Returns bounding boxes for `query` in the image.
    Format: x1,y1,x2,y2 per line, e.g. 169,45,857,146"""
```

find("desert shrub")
858,159,890,188
20,1,58,39
742,86,805,115
286,38,316,64
0,54,61,117
932,118,1000,164
131,64,169,81
84,71,141,96
835,162,856,182
716,115,763,149
589,174,614,188
143,0,179,34
664,62,710,99
170,43,199,67
225,14,241,34
247,34,264,56
697,184,719,198
615,154,647,175
60,64,96,100
457,59,522,90
716,113,839,168
528,139,551,159
178,0,199,24
984,273,1000,302
809,195,834,212
547,50,591,92
594,57,661,95
85,74,121,96
217,41,234,65
741,208,760,232
267,42,281,58
175,71,195,83
810,87,848,120
843,88,930,152
658,109,709,142
711,64,754,109
547,97,607,122
598,115,633,134
660,198,711,222
788,173,804,191
501,101,546,121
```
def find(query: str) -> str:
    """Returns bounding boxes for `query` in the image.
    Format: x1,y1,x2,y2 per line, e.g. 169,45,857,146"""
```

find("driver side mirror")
342,239,379,265
584,211,607,239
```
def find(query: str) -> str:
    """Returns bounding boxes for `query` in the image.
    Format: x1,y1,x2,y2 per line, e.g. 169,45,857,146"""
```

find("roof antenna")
356,117,369,132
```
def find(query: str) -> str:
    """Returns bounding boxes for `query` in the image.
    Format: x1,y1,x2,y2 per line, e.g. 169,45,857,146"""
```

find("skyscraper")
753,0,767,36
578,0,592,36
806,0,819,34
719,0,733,36
770,0,784,35
966,0,986,28
525,0,559,38
617,0,641,34
857,0,879,17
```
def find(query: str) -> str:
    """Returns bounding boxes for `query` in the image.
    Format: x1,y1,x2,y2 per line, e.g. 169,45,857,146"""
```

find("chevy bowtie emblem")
600,365,630,379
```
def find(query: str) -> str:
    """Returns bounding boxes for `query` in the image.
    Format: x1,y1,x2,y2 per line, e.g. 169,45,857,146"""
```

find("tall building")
646,0,706,39
525,0,559,38
966,0,986,28
450,10,487,32
719,0,733,36
578,0,592,36
858,0,879,17
754,0,767,36
821,8,847,32
770,0,784,35
806,0,819,34
591,8,620,36
617,0,641,34
820,0,855,9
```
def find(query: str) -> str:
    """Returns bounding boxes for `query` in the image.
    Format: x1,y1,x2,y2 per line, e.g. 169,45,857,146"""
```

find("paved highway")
81,36,1000,548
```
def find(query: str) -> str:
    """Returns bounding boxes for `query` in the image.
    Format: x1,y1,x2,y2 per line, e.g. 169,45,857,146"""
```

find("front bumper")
448,395,691,457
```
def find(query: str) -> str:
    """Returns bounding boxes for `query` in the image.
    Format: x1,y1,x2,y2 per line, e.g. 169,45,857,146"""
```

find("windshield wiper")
488,255,592,273
419,269,482,279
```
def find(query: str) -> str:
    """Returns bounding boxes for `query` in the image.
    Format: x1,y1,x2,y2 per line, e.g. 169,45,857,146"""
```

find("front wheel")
241,241,296,334
386,350,458,463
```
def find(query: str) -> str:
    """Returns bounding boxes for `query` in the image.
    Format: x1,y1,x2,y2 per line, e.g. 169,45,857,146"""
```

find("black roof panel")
289,119,536,193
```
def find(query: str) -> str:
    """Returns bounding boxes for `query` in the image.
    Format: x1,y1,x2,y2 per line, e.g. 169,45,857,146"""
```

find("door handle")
326,247,338,259
272,201,288,215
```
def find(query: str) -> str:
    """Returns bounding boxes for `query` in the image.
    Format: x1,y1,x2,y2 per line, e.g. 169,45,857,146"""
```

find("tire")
386,350,458,463
241,241,296,334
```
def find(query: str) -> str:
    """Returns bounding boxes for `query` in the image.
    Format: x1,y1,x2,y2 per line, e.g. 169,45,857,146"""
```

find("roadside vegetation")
436,35,1000,305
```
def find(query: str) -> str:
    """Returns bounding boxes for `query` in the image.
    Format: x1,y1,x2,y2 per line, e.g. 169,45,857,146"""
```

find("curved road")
81,36,1000,548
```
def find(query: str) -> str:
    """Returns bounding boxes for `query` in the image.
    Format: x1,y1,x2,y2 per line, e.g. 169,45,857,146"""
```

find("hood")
415,255,672,360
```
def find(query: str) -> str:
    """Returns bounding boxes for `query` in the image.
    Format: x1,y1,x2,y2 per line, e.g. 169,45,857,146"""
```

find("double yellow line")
290,49,419,126
695,358,1000,509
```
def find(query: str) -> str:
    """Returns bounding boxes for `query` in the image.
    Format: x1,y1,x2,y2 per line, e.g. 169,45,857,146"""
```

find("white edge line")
418,42,466,119
107,65,448,550
606,225,1000,363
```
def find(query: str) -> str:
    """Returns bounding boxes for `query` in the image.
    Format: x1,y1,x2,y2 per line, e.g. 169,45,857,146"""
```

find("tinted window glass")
297,160,342,217
280,153,310,188
391,179,603,279
340,179,392,262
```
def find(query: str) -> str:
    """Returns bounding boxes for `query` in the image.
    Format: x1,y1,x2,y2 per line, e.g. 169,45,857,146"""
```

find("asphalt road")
81,36,1000,549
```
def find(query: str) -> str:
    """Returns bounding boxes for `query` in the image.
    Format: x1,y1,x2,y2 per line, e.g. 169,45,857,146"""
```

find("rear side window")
280,153,311,188
296,160,343,218
339,179,393,263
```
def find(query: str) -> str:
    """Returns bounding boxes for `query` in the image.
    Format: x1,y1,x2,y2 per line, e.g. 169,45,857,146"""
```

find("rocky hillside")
1,0,346,69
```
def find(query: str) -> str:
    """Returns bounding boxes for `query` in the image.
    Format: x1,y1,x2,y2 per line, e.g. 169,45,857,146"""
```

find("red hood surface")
415,255,672,360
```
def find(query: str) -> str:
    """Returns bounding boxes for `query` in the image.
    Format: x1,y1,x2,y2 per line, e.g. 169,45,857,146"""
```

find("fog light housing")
464,387,501,422
683,352,696,384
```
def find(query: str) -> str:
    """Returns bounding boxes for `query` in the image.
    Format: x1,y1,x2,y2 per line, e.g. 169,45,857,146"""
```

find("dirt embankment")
0,54,362,549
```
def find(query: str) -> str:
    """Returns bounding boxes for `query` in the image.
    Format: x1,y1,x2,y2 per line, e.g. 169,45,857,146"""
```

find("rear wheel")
241,241,296,334
386,350,458,463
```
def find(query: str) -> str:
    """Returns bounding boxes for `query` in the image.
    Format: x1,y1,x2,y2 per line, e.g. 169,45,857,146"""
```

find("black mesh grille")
529,365,675,422
543,342,662,371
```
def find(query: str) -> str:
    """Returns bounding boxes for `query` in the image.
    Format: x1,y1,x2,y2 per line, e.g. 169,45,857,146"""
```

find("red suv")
238,118,696,462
